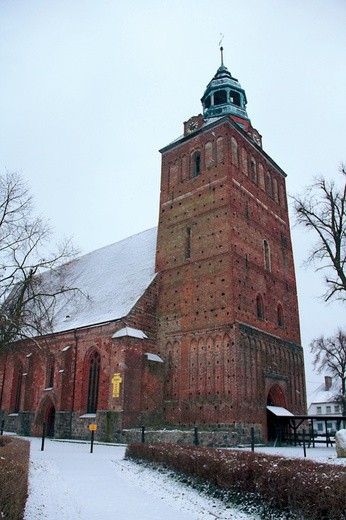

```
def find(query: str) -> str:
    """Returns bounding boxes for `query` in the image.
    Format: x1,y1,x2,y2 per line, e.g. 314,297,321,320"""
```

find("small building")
308,376,343,435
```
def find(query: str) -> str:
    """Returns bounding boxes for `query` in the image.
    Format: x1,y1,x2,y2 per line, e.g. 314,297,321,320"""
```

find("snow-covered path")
23,438,256,520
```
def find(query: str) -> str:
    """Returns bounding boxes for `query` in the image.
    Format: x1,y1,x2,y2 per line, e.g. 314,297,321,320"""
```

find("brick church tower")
155,50,306,440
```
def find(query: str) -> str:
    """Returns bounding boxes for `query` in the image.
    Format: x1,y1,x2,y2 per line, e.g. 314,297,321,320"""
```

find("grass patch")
126,443,346,519
0,436,30,520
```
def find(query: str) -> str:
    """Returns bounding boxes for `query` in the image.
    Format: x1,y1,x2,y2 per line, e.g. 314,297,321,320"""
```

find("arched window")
185,226,191,260
205,141,214,168
250,157,257,183
46,357,55,388
256,294,264,320
258,164,265,190
216,137,224,163
242,148,248,175
231,137,239,168
266,171,273,198
191,151,201,177
87,351,100,413
273,178,279,203
277,304,284,327
263,240,271,271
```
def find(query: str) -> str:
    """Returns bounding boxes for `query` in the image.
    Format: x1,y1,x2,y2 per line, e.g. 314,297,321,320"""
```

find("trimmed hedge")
0,436,30,520
126,443,346,519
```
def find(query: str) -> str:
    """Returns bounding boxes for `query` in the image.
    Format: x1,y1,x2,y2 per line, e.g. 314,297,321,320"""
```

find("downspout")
0,352,8,411
69,329,78,438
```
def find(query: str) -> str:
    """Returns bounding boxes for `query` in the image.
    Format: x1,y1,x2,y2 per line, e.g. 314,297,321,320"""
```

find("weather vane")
219,33,224,65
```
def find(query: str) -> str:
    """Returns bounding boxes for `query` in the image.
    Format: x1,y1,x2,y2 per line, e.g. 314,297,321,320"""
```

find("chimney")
325,376,332,391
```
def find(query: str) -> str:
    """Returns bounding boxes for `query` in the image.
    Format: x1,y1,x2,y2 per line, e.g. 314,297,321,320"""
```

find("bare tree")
292,165,346,302
310,329,346,415
0,171,79,351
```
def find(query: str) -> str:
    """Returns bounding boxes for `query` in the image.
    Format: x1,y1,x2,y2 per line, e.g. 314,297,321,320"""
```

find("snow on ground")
238,444,346,466
23,437,257,520
22,437,346,520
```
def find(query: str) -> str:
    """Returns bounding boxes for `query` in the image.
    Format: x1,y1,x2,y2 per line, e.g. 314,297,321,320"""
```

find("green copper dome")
201,51,250,127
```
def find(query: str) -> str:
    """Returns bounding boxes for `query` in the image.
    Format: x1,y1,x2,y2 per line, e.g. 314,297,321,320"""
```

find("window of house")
335,405,340,413
191,151,201,177
256,294,264,320
263,240,271,271
316,406,322,414
317,422,323,432
185,226,191,260
326,405,332,414
87,351,101,413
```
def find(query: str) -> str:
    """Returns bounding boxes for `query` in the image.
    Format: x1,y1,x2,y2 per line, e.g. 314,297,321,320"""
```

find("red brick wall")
0,279,161,435
156,116,306,429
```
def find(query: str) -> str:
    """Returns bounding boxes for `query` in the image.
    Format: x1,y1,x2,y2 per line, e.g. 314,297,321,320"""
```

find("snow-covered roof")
112,327,148,339
308,379,340,406
144,352,164,363
266,406,294,417
48,227,157,333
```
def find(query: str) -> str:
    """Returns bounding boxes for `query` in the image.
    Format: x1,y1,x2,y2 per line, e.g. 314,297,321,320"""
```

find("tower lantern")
201,48,251,131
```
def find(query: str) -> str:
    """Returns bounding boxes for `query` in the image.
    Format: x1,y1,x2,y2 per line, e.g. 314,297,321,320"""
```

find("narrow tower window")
277,304,284,328
87,351,100,413
256,294,264,320
185,226,191,260
251,157,257,183
263,240,271,271
266,171,273,198
231,137,239,168
191,151,201,177
216,137,224,163
47,358,55,388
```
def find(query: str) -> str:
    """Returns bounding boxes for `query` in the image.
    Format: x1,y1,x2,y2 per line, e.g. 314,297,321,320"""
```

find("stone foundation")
0,408,263,447
119,423,263,447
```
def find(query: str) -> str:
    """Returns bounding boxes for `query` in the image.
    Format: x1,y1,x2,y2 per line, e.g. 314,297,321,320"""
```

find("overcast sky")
1,0,345,397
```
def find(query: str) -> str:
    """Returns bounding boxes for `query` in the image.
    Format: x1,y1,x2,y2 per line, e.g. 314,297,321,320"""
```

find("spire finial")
219,33,224,65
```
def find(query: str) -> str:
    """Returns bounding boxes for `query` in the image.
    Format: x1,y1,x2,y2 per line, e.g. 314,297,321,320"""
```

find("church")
0,51,307,445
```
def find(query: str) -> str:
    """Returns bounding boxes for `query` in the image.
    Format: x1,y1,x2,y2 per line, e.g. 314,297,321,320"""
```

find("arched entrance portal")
266,383,288,442
35,397,56,438
45,404,56,438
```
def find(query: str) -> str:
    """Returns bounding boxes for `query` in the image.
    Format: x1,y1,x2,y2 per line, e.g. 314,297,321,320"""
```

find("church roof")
48,227,157,333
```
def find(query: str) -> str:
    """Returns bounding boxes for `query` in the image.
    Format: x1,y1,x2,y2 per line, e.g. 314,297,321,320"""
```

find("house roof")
308,379,340,406
47,227,157,333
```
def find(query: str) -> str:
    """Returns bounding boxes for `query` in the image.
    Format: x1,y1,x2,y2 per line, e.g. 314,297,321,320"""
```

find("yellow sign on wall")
111,373,122,398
